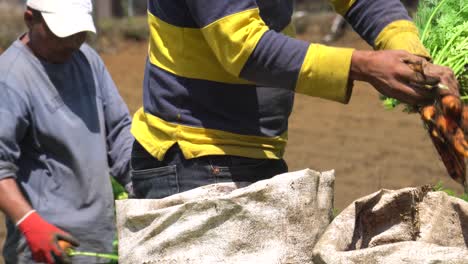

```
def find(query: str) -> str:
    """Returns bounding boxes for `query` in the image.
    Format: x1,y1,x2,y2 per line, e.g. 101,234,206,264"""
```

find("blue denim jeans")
130,141,288,199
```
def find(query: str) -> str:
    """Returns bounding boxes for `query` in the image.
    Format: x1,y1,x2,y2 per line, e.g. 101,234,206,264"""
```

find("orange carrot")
421,105,436,122
462,106,468,132
430,127,441,139
452,128,468,157
429,129,466,184
436,115,458,135
58,240,72,253
441,95,462,120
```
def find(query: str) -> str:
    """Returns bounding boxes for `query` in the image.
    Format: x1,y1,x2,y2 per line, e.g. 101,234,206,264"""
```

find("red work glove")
17,210,79,264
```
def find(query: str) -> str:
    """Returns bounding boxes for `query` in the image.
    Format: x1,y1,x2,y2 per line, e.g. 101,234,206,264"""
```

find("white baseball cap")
26,0,96,38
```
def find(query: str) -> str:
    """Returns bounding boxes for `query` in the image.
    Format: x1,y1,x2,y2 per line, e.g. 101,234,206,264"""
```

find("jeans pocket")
131,165,178,199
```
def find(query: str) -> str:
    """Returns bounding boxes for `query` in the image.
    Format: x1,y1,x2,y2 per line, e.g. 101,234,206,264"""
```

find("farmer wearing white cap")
0,0,133,263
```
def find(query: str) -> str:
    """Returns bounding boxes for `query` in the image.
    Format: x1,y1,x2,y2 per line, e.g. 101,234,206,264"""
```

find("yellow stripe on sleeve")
147,11,252,84
201,8,270,77
148,8,299,84
295,44,354,103
375,20,430,58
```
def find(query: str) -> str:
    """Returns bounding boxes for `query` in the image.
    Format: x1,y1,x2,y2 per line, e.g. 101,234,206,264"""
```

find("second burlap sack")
313,186,468,264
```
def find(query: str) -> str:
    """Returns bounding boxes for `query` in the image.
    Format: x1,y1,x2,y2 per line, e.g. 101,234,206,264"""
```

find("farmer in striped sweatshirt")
0,0,133,263
130,0,460,199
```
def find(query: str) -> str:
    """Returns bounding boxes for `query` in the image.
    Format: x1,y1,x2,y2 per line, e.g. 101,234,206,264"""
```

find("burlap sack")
116,169,334,264
313,187,468,264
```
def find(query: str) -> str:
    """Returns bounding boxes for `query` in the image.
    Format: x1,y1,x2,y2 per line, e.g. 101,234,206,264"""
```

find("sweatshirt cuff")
0,161,18,180
295,44,354,104
375,20,430,58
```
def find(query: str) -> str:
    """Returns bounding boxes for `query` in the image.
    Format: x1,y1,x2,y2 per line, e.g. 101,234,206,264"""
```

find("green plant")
111,177,129,200
66,248,119,262
107,178,130,263
65,179,128,263
332,208,340,219
381,0,468,108
433,181,468,201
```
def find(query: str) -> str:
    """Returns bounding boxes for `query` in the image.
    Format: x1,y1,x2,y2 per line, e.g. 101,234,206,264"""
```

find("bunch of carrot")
417,0,468,192
420,94,468,191
380,0,468,191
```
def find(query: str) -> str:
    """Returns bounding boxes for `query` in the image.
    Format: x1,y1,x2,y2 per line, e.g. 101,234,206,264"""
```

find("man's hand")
17,210,79,264
350,50,459,105
418,62,460,97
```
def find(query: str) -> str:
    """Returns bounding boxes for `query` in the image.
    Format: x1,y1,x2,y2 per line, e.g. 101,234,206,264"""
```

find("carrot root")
441,95,462,120
421,105,436,122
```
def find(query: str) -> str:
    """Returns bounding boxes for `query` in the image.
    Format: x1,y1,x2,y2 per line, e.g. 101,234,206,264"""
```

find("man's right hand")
17,210,79,264
349,50,459,105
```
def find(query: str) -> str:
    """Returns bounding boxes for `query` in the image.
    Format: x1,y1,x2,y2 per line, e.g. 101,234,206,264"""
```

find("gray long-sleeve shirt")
0,40,133,262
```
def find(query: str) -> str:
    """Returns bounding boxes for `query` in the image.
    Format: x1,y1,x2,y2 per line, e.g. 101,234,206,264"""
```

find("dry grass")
0,1,336,53
0,7,25,52
0,8,149,53
93,16,148,53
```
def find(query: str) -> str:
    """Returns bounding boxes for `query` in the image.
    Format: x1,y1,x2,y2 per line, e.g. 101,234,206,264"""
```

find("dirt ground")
0,13,464,263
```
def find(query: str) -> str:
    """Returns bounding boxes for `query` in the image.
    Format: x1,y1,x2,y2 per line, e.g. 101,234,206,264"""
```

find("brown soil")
0,13,464,263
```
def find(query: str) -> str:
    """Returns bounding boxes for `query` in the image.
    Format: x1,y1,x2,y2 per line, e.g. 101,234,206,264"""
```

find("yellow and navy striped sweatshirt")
132,0,429,161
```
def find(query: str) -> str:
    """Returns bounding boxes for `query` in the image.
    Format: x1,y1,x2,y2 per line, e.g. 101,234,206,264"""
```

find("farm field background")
0,12,463,264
